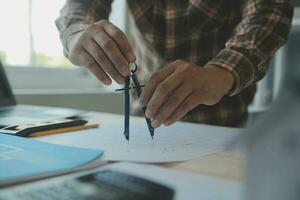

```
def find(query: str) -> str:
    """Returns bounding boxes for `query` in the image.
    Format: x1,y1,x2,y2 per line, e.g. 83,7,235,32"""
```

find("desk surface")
84,112,245,181
160,152,244,181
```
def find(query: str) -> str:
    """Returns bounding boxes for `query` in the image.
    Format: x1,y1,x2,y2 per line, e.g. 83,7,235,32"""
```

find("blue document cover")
0,134,103,183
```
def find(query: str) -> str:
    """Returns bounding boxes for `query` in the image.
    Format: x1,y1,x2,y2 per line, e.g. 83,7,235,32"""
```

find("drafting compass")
116,63,155,141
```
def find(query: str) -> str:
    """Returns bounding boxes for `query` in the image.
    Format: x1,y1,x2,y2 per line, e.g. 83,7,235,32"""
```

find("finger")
82,48,112,85
84,39,124,84
151,84,192,128
104,23,136,62
145,72,183,119
164,93,201,126
93,29,130,77
140,64,176,106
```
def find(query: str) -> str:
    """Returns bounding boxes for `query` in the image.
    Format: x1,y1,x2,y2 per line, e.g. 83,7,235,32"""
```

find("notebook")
0,134,104,187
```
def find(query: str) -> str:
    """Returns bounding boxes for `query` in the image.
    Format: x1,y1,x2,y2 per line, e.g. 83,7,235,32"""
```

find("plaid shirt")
56,0,293,127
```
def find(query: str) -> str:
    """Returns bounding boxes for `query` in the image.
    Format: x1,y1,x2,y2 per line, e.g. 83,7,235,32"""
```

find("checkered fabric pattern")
56,0,293,127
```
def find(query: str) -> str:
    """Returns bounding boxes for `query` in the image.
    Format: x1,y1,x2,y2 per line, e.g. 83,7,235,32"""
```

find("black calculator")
0,170,174,200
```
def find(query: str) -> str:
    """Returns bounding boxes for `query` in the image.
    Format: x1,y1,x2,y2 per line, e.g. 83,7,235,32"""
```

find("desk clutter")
0,118,98,137
0,116,242,200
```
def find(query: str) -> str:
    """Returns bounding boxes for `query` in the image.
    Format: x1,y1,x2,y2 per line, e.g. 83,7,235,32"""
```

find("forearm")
207,0,293,95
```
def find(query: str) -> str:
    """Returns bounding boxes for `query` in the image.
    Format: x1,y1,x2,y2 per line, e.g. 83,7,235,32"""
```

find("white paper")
37,120,241,163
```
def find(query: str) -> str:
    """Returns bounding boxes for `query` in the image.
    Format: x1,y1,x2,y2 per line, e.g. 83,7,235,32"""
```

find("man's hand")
66,20,136,85
140,60,234,128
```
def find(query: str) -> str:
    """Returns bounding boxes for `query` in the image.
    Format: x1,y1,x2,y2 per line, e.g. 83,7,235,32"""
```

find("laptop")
0,61,83,128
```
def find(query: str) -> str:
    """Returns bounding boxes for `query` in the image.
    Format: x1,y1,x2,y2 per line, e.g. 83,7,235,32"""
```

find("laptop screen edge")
0,60,17,107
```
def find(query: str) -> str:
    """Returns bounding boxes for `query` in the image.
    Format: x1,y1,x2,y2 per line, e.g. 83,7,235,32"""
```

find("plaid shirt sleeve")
55,0,113,55
206,0,293,96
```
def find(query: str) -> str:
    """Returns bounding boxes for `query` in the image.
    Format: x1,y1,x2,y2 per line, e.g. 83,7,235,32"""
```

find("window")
0,0,71,67
0,0,126,92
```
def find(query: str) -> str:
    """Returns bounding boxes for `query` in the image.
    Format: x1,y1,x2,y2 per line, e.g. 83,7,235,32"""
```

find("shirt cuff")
206,48,255,96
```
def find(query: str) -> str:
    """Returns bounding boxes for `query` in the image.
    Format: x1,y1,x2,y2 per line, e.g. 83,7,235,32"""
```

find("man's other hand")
140,60,234,128
66,20,136,85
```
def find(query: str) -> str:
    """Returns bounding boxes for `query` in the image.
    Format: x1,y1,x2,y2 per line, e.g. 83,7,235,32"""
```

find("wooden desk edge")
158,152,245,181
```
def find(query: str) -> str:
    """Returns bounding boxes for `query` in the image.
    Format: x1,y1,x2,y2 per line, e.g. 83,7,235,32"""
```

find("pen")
30,124,99,137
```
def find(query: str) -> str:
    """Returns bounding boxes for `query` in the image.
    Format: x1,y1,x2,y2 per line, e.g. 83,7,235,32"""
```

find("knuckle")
86,24,97,33
111,28,122,38
114,58,126,67
168,115,177,122
157,83,168,93
156,114,165,122
91,69,106,82
167,114,178,124
158,109,170,120
147,104,155,114
169,95,180,104
206,95,220,105
174,59,183,65
148,98,159,108
95,51,105,61
86,61,95,69
150,72,160,82
97,74,107,83
102,39,114,50
93,28,103,35
98,19,108,25
180,101,190,110
182,64,192,74
78,34,89,45
105,66,116,75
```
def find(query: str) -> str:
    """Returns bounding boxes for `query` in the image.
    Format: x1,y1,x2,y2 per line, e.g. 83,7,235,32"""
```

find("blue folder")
0,134,103,183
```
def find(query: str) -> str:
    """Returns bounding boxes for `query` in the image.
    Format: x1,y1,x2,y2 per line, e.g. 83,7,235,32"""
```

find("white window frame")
5,65,111,94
